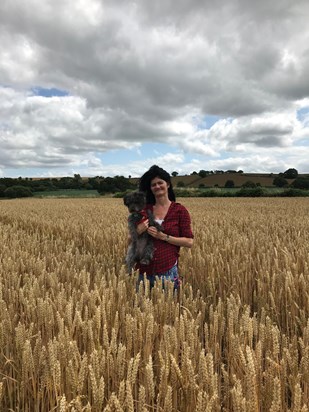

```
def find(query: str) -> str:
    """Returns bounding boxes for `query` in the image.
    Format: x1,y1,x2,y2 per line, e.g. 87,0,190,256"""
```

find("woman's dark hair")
139,165,176,204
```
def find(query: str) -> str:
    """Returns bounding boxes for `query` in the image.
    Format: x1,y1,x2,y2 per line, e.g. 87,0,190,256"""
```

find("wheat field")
0,197,308,411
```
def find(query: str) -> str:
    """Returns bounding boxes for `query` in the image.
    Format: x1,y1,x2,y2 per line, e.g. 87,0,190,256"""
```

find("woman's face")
150,176,170,197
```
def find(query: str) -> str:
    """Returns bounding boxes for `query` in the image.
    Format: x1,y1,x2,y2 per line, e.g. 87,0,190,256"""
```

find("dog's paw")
140,258,150,265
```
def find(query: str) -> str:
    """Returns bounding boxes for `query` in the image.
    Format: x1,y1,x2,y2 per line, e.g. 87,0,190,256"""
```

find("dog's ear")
137,191,145,202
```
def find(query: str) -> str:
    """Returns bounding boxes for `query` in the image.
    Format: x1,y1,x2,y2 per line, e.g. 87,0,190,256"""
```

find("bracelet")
165,234,170,242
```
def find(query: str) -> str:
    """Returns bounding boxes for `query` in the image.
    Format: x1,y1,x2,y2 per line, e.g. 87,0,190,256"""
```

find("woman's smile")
150,177,169,194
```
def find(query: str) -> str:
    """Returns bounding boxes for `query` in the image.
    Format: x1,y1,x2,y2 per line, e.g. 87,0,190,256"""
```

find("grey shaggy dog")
123,191,162,273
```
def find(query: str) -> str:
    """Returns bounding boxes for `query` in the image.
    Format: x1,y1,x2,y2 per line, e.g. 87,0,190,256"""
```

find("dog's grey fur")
123,191,162,273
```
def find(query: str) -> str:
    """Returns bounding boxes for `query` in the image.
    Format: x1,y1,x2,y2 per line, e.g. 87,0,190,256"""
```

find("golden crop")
0,197,308,411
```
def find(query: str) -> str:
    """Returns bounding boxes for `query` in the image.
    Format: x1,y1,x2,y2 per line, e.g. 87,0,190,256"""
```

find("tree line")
172,169,244,177
0,174,137,198
0,168,308,199
224,169,309,189
272,168,309,189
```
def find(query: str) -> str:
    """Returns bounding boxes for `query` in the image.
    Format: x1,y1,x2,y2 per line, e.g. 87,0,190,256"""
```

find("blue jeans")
137,264,180,291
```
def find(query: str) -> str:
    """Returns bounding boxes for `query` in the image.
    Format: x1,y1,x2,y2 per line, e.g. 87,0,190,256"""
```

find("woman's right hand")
137,219,149,235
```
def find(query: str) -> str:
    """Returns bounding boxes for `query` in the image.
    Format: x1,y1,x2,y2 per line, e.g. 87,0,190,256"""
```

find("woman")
135,165,194,289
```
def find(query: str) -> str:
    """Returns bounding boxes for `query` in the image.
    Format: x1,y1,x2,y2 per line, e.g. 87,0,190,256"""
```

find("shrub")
236,187,264,197
113,191,130,198
174,189,195,197
242,181,257,188
0,185,6,197
4,186,33,198
224,180,235,188
280,188,308,197
198,170,208,178
177,181,185,188
291,177,309,189
273,176,288,188
198,189,220,197
98,176,136,194
34,184,58,192
221,190,235,197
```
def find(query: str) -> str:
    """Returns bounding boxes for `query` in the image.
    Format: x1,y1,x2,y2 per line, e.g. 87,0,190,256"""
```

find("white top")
155,218,164,225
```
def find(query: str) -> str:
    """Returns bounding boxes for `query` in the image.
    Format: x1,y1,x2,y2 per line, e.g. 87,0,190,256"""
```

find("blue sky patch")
297,107,309,122
295,139,309,147
100,142,179,165
196,115,222,130
31,87,69,97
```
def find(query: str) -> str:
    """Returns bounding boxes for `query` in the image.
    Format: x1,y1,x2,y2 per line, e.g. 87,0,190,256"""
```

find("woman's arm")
147,226,193,248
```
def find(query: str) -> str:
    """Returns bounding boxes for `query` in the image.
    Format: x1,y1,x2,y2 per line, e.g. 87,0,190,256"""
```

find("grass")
28,187,309,199
175,186,309,197
33,189,100,198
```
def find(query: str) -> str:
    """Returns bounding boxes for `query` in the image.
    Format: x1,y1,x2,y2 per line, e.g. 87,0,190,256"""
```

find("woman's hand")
147,226,194,248
147,226,165,240
136,219,149,235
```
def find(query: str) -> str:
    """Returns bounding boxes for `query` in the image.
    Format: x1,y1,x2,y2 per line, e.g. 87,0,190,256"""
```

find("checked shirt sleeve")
178,205,194,239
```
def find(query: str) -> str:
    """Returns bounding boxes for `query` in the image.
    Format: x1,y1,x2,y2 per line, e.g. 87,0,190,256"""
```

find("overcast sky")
1,0,309,178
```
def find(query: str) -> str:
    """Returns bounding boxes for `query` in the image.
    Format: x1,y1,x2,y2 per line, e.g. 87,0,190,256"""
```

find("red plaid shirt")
136,202,194,275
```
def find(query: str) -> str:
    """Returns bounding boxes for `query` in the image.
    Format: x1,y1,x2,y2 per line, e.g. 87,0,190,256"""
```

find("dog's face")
123,191,146,213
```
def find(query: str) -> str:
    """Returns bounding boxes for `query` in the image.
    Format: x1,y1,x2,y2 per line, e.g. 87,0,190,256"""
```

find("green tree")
88,177,100,190
283,168,298,179
4,186,33,198
172,171,178,177
0,184,6,197
237,187,264,197
198,170,208,178
291,177,309,189
242,181,257,188
59,177,75,189
97,176,135,195
225,180,235,188
273,176,288,188
73,174,83,189
0,178,15,187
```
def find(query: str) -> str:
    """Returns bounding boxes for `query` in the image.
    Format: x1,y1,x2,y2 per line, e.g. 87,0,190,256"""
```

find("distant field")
128,172,309,188
33,189,100,198
0,198,308,410
176,186,280,194
31,186,309,199
173,173,309,188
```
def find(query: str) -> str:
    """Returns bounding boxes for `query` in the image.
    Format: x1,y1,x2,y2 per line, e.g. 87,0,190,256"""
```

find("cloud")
77,152,185,178
0,87,141,168
207,111,298,150
0,0,308,175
